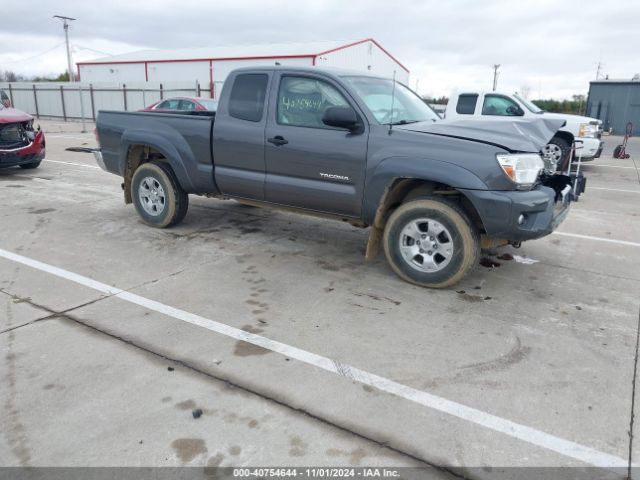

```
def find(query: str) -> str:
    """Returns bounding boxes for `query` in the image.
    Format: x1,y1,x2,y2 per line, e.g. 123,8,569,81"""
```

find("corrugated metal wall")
315,40,410,84
79,63,146,83
211,57,313,88
587,82,640,135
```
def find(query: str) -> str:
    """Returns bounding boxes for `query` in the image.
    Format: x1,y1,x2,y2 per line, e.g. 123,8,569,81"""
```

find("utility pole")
54,15,76,82
492,64,500,91
595,61,603,80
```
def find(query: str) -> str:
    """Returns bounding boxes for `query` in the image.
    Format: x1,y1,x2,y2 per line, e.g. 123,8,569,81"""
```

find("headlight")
578,123,598,138
496,153,544,187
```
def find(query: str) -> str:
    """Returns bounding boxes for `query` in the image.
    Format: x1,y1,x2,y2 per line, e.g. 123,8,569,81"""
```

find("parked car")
90,66,572,288
1,89,11,108
0,103,45,170
444,90,604,170
140,97,218,115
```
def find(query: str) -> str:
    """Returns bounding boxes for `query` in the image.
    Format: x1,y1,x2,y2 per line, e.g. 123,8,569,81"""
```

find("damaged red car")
0,104,45,169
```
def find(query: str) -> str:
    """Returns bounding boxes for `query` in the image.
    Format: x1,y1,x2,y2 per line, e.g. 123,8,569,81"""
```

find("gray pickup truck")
93,66,573,288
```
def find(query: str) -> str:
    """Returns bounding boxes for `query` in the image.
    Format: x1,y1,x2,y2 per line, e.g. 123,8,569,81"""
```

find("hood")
0,106,33,124
540,111,601,125
397,117,566,153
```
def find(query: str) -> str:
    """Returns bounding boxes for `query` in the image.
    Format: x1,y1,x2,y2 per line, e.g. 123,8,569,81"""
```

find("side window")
156,99,180,110
228,73,268,122
482,95,521,116
456,94,478,115
277,76,349,129
179,100,196,111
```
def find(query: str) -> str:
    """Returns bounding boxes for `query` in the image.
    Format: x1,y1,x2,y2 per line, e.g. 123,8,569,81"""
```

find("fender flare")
119,129,198,193
363,156,487,224
362,157,487,261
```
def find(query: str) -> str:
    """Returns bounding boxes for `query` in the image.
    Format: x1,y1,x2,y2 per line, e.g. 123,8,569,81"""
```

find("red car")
0,104,45,170
140,96,218,114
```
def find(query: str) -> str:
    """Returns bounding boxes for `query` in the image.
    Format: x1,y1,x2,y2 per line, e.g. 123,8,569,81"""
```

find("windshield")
514,94,543,113
199,99,218,111
342,76,439,124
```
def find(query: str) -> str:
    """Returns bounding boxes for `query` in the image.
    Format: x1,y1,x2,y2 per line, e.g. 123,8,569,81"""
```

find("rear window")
456,94,478,115
228,74,268,122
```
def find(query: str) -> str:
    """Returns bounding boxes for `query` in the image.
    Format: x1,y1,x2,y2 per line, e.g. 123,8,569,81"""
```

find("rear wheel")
383,198,479,288
131,161,188,228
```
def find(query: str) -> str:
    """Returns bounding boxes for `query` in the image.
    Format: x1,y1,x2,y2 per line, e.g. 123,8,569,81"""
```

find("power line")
0,42,66,65
73,45,113,57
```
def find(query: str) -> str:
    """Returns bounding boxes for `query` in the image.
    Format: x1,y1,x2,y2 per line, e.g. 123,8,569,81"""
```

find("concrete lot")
1,120,639,477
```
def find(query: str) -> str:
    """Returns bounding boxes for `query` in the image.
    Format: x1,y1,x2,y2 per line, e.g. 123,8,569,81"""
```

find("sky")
1,0,637,99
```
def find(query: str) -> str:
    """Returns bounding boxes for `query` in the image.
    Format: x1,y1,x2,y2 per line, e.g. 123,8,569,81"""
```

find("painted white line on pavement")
46,134,92,140
44,159,100,169
554,231,640,248
588,164,637,170
588,186,640,194
0,247,630,468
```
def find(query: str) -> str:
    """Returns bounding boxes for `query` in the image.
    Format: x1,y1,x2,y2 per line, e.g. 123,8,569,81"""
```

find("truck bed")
97,110,218,194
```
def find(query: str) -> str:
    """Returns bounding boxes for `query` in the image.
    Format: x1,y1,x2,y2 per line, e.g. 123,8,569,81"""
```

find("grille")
0,123,30,149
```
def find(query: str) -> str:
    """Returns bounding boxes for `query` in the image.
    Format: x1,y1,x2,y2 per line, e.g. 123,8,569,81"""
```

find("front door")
264,73,368,217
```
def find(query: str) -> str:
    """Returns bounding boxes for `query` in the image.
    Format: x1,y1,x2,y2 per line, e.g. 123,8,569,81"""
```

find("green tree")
531,97,586,115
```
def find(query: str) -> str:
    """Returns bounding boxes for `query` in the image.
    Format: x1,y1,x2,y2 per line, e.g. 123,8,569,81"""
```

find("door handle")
267,135,288,146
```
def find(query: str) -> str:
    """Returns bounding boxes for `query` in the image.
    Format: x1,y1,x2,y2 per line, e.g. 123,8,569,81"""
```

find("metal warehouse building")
586,78,640,135
76,38,410,98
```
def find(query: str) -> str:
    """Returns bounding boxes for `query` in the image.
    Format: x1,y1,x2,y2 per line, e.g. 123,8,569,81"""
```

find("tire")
542,136,570,171
383,198,479,288
131,161,188,228
19,160,42,169
613,145,623,159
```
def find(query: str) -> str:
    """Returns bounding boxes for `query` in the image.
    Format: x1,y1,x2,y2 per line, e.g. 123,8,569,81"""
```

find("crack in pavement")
627,306,640,479
0,290,107,335
0,293,464,479
0,262,204,336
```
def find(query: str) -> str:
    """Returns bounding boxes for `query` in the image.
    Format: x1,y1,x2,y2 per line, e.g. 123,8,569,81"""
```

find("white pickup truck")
444,91,604,170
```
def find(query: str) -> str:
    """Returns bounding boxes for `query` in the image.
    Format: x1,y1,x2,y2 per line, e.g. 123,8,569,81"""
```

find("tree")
422,95,449,104
1,70,18,82
54,71,70,82
530,96,587,115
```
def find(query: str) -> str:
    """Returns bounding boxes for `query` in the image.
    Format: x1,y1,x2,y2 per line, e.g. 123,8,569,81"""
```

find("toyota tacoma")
90,66,573,288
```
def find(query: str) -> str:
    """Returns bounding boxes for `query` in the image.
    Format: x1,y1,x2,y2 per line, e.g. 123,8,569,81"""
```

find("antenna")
389,70,397,134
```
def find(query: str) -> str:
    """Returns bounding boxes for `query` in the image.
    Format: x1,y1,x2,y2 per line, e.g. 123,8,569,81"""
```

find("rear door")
264,72,368,217
212,72,271,200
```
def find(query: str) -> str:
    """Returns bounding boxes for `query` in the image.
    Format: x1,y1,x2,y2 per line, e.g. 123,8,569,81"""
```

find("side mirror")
507,105,525,116
322,106,360,131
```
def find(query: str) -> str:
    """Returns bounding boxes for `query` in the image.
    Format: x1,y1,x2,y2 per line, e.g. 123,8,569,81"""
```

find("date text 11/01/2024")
232,467,401,477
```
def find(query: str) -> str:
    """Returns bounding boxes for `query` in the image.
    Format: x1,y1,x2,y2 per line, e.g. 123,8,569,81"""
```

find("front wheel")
382,198,479,288
131,161,188,228
19,160,42,169
542,136,570,171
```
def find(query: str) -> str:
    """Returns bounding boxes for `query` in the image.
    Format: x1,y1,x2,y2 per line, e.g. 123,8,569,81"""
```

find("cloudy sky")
1,0,637,99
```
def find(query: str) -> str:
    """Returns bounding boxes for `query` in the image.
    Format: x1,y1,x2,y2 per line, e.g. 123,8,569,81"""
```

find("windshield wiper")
387,119,420,125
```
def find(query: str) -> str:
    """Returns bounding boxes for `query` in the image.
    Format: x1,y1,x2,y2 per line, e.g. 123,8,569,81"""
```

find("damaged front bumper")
460,176,573,243
0,129,45,168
